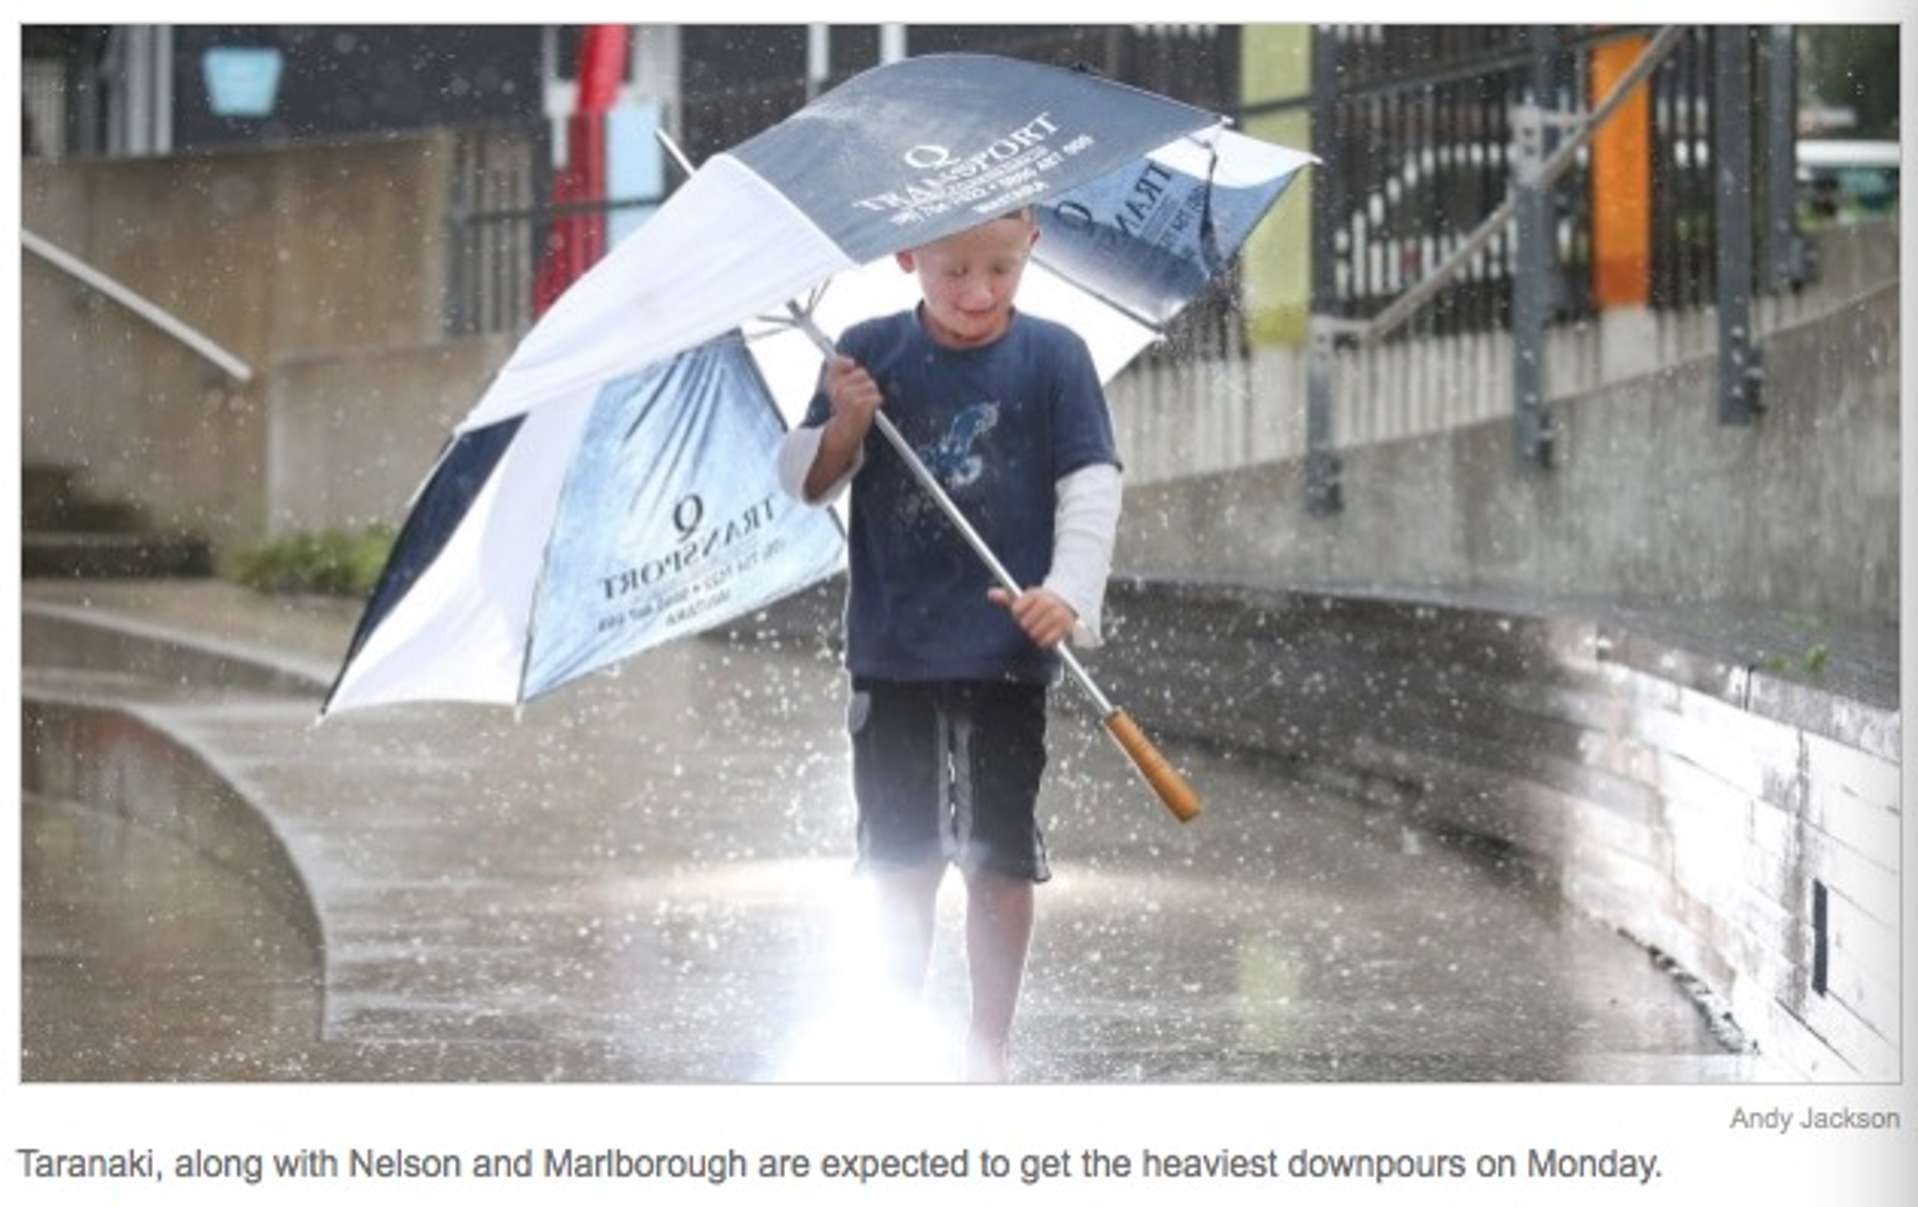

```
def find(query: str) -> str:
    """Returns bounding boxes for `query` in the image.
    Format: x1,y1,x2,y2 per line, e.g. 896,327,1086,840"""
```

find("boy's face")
895,215,1039,349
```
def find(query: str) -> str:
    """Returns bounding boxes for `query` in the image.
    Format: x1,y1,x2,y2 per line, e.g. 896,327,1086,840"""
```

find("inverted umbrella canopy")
323,54,1312,717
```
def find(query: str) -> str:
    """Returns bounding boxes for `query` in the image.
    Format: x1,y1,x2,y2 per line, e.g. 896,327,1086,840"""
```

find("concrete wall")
265,336,515,537
1118,280,1901,624
1086,580,1899,1081
1109,221,1902,487
22,131,528,552
23,252,509,553
22,132,456,366
22,252,269,550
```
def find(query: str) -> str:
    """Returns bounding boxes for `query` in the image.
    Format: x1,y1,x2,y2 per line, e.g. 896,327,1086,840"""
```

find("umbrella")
322,54,1313,819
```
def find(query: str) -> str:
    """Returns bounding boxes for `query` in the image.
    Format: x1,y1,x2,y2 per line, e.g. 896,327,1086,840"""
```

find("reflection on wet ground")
22,610,1749,1083
23,796,323,1079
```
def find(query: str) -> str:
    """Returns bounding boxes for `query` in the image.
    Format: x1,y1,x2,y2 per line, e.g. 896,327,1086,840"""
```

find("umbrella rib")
742,325,797,345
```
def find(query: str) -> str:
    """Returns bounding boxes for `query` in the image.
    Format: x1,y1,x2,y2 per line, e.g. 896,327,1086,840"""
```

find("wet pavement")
21,580,1754,1082
23,793,326,1080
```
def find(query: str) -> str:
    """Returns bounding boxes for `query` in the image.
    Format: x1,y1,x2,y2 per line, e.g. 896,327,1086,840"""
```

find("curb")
23,600,335,699
21,688,329,984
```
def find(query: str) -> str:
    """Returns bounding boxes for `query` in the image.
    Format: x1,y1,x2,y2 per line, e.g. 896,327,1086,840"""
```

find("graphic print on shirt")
922,402,1000,489
900,401,1001,535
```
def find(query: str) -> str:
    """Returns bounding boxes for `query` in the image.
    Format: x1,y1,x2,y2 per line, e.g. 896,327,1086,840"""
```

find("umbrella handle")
1103,709,1201,823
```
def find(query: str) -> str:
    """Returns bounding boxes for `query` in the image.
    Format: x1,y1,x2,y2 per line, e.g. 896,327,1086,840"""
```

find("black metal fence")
1647,26,1804,311
443,25,1799,360
447,25,1249,346
1304,26,1663,340
443,121,668,339
668,23,1790,355
908,24,1238,113
1302,24,1801,342
1289,23,1804,510
1648,27,1717,311
443,122,548,338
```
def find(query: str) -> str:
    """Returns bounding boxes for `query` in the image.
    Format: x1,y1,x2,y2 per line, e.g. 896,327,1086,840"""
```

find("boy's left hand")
986,587,1077,649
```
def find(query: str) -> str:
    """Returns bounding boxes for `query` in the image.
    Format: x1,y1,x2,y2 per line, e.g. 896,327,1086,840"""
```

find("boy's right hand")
825,355,882,437
802,355,882,502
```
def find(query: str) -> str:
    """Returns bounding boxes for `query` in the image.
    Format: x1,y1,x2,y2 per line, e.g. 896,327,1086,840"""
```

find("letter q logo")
903,144,954,170
673,494,705,538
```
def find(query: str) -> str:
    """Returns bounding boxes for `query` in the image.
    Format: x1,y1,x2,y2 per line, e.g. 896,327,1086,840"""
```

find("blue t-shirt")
803,306,1120,684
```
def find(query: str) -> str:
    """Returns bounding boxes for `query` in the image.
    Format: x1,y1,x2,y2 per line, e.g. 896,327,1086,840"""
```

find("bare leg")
871,861,947,997
961,867,1034,1082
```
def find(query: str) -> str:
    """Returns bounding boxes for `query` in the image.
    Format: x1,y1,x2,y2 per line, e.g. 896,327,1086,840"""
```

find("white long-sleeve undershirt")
776,423,860,507
1041,461,1121,647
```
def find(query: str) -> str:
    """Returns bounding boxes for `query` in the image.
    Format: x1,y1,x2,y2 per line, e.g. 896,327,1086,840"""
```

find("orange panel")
1590,36,1653,308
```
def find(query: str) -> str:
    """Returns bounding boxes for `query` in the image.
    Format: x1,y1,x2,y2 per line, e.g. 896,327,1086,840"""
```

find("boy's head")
895,209,1039,349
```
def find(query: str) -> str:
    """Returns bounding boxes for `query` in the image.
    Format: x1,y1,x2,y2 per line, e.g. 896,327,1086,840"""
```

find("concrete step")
22,463,79,526
23,531,213,579
22,463,148,532
27,499,148,533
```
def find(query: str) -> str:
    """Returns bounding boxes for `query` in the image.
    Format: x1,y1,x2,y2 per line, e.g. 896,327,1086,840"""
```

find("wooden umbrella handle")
1103,709,1201,822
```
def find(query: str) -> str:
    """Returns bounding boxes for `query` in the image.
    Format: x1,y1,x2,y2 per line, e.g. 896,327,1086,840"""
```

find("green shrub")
234,524,395,597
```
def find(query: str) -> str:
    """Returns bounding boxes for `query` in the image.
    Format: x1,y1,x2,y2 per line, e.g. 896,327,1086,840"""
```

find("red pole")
577,24,629,113
534,25,627,317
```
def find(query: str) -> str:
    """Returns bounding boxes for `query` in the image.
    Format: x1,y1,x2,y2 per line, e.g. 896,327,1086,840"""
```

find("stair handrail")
21,228,254,384
1358,25,1686,346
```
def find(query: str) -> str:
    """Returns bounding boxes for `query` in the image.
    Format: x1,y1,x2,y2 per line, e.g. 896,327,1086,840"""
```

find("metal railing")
445,191,667,339
1295,23,1806,511
442,122,546,338
21,228,253,383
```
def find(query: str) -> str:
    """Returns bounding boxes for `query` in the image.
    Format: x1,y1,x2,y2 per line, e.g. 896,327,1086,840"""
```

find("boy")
776,208,1122,1082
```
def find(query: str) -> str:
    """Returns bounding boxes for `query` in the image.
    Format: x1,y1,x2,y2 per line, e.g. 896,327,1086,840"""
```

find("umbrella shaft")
789,303,1114,717
651,123,1111,716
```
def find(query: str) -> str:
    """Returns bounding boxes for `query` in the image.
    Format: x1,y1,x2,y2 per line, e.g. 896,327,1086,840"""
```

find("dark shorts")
847,676,1051,883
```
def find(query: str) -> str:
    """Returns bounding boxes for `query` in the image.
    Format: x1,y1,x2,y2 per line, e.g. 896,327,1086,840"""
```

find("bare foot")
965,1034,1010,1083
